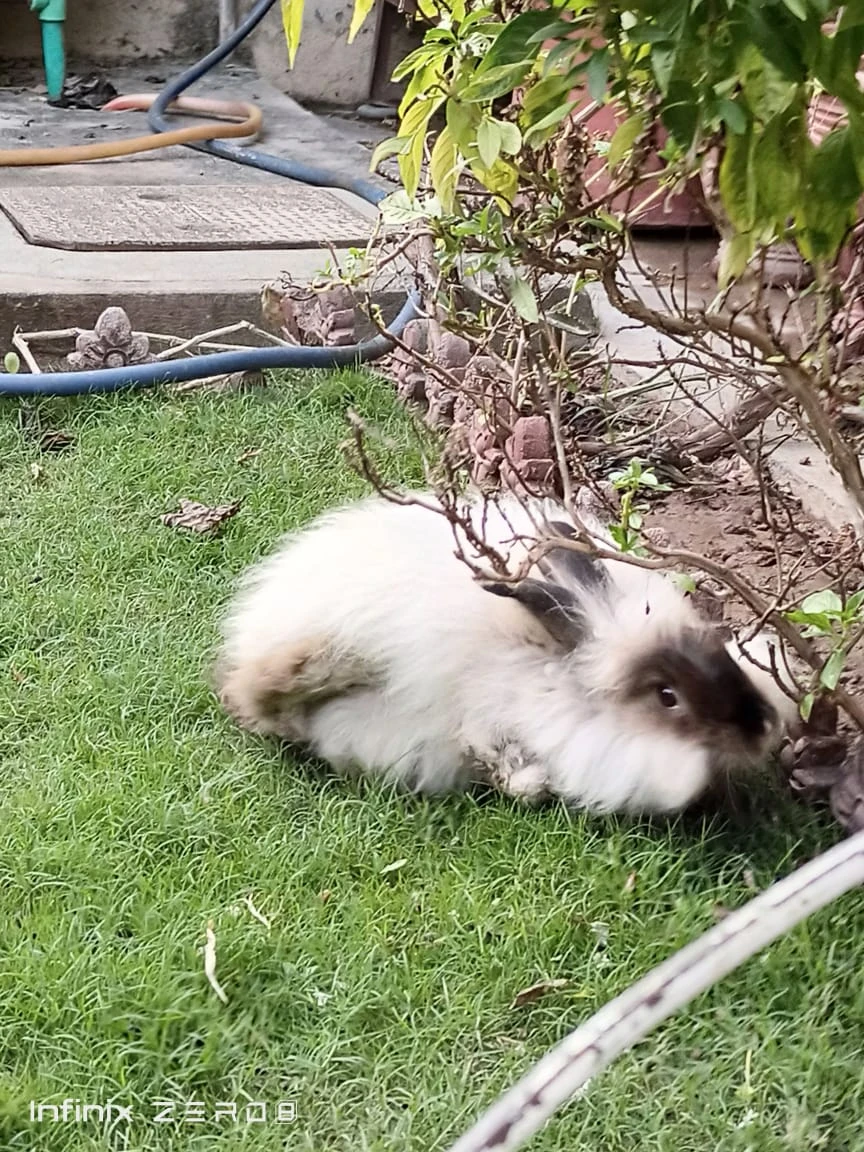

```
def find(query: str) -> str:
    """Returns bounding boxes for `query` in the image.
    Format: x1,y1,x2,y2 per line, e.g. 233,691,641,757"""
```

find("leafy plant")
281,0,864,281
785,588,864,719
281,0,864,737
607,457,669,553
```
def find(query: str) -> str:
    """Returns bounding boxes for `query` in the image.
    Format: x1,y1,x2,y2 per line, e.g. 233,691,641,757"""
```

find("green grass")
0,369,862,1152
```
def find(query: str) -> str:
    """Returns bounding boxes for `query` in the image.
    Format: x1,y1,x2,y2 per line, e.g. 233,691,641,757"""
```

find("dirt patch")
644,456,864,686
649,456,861,622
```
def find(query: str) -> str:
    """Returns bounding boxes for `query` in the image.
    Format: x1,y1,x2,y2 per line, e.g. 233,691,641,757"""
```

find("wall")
244,0,381,107
0,0,217,62
0,0,389,108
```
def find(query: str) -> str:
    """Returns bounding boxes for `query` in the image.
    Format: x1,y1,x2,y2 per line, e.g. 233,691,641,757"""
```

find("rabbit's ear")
480,578,587,649
539,519,612,598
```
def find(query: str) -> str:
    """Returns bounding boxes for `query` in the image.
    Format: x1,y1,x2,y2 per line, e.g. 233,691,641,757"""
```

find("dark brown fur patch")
480,578,588,648
541,520,612,598
627,628,772,744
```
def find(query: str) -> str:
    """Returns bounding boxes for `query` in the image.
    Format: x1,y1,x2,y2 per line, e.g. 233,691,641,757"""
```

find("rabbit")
214,489,799,815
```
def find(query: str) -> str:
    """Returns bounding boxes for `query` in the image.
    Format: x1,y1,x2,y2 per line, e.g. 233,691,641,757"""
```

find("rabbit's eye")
657,686,678,709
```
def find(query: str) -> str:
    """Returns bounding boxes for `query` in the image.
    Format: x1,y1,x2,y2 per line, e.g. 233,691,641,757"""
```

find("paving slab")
0,61,400,336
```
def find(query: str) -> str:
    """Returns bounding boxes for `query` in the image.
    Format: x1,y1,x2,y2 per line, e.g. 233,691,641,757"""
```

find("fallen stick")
448,829,864,1152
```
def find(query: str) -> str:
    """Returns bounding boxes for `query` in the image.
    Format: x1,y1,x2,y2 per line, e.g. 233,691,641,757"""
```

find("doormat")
0,183,374,251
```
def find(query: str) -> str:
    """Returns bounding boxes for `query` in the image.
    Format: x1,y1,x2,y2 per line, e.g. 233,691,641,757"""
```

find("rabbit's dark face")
622,627,778,765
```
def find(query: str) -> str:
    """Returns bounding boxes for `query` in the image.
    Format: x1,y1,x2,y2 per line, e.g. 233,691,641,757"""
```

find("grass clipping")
203,920,229,1005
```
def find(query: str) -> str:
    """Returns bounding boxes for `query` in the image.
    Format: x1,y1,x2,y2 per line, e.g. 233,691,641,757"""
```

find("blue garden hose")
0,0,418,397
148,0,390,205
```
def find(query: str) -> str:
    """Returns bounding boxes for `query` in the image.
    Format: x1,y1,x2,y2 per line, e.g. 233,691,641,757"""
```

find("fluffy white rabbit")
215,490,798,814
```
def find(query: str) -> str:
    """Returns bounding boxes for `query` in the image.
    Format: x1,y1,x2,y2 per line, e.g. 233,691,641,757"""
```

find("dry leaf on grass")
242,894,271,931
829,741,864,833
789,732,864,834
161,498,240,535
510,979,569,1009
39,430,75,453
172,370,265,395
236,447,261,464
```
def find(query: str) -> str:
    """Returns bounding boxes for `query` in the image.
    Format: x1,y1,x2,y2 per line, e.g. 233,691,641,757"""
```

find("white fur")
216,491,791,815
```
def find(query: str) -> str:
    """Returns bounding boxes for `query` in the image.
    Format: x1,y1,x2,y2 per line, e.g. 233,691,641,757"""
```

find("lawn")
0,369,861,1152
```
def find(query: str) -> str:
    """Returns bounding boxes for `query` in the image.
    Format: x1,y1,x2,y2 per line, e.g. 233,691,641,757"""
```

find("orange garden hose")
0,94,263,166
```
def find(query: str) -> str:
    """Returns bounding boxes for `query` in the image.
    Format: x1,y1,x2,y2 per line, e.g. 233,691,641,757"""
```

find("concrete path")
0,62,395,335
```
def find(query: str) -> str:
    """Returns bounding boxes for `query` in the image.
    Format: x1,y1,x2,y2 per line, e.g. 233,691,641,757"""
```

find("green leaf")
400,135,425,201
348,0,377,44
280,0,304,68
477,117,502,168
837,2,864,33
522,100,578,147
785,610,833,637
479,10,553,72
498,121,522,156
470,156,518,208
586,49,609,102
460,61,533,102
671,572,697,594
3,351,19,373
446,99,480,152
716,234,755,289
429,126,460,212
378,190,432,225
607,112,644,170
543,39,581,75
717,98,748,134
521,71,579,120
742,8,808,85
661,78,699,146
719,127,757,233
369,135,410,172
752,104,806,222
648,44,676,96
400,60,445,116
799,691,815,722
801,589,843,615
817,21,864,110
525,19,575,45
397,95,444,199
592,211,623,232
738,44,799,120
820,648,846,691
796,126,862,262
780,0,808,19
391,45,441,83
505,273,539,322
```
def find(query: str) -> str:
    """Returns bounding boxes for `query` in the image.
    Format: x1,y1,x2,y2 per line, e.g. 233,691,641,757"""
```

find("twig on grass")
448,830,864,1152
